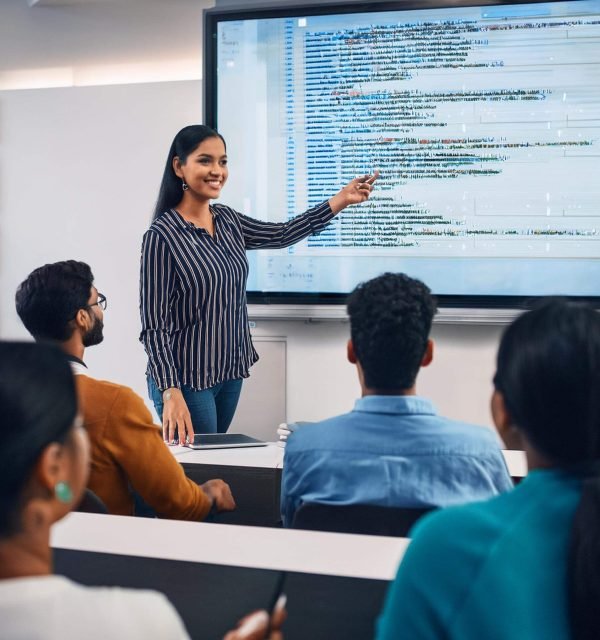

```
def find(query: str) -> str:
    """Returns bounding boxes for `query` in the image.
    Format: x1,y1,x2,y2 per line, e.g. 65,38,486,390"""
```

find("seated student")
281,273,512,527
376,299,600,640
0,342,284,640
15,261,235,520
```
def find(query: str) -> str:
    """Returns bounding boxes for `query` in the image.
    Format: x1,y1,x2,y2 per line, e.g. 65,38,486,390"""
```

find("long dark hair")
0,341,77,537
152,124,226,220
494,299,600,640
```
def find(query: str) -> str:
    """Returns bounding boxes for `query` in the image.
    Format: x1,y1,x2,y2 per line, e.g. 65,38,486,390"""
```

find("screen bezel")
204,0,600,310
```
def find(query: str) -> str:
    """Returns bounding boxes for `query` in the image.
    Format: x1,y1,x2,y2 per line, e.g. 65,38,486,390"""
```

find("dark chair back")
75,489,108,514
292,502,434,537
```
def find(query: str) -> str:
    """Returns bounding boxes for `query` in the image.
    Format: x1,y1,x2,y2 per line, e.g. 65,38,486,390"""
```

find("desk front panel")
54,549,387,640
181,463,282,527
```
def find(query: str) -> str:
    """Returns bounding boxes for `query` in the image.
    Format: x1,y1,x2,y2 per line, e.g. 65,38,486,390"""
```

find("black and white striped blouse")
139,200,335,391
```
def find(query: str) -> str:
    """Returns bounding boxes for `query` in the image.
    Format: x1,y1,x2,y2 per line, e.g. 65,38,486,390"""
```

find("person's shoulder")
73,582,188,638
145,211,182,241
409,496,504,558
87,583,172,611
148,209,175,228
76,376,146,411
212,202,240,221
76,374,122,397
211,202,236,214
286,413,353,450
0,576,188,640
76,374,128,395
436,415,503,448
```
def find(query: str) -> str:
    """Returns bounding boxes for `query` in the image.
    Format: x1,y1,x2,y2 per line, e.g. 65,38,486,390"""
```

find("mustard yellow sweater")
76,375,212,520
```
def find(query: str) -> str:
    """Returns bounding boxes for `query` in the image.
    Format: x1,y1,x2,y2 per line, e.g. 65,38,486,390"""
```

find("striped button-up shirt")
140,200,335,391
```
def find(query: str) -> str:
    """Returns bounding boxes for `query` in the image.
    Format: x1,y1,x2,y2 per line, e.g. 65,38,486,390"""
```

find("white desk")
171,442,284,468
52,513,407,640
502,449,528,479
53,512,407,580
172,442,526,478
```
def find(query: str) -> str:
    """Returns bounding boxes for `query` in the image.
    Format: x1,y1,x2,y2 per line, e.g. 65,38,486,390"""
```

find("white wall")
249,319,503,428
0,0,504,432
0,80,202,398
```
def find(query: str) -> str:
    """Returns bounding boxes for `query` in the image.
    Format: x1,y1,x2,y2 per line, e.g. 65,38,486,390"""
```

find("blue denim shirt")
281,396,513,527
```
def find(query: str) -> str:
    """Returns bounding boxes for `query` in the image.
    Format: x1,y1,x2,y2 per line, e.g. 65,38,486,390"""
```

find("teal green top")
376,470,582,640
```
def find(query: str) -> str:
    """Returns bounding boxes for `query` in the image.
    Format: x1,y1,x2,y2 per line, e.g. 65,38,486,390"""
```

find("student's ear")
347,339,357,364
491,390,523,450
73,308,91,333
421,339,434,368
21,442,71,532
172,156,183,179
35,443,66,492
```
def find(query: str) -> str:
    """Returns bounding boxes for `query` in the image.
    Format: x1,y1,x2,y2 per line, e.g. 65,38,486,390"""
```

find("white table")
170,442,284,468
52,513,407,640
501,449,528,479
172,442,526,477
53,512,407,580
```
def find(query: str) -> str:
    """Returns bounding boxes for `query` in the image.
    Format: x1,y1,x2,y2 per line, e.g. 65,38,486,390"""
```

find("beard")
83,315,104,347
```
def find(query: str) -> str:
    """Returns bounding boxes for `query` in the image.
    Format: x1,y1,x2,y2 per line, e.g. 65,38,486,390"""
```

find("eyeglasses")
88,293,107,311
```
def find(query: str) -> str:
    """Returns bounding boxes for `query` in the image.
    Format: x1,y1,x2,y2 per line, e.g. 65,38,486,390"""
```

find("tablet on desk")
186,433,268,450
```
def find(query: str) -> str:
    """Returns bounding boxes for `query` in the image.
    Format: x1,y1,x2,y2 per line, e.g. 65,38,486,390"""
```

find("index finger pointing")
365,169,380,185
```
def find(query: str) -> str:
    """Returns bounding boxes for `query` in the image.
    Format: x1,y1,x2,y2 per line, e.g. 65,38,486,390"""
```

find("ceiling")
1,0,215,86
27,0,165,6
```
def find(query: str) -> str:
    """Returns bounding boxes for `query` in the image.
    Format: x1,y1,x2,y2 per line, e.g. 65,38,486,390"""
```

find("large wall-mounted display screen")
204,0,600,306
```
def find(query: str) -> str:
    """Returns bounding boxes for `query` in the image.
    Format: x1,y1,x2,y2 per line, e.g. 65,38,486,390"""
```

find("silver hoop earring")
182,181,189,191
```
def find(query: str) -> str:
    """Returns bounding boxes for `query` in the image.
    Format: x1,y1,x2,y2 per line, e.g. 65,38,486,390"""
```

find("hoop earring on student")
54,481,73,504
182,180,189,191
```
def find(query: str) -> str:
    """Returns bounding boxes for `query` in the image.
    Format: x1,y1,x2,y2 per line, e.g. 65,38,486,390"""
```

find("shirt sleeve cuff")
308,200,336,231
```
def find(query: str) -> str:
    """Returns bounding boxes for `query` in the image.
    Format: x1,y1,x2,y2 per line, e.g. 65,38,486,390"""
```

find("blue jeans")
147,376,243,434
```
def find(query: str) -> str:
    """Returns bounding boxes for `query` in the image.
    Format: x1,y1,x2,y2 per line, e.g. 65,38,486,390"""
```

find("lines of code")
282,9,600,256
215,2,600,296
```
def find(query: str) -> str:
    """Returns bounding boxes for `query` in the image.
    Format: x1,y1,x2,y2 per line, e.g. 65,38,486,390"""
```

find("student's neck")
362,385,417,397
523,439,555,472
357,364,417,397
59,338,85,362
0,533,52,580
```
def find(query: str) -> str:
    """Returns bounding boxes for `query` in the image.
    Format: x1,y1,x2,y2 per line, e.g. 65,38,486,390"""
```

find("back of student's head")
0,341,77,537
494,299,600,640
15,260,94,342
347,273,436,391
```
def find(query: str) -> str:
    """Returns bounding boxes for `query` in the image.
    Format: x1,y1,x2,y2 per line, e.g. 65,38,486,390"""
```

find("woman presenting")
140,124,378,443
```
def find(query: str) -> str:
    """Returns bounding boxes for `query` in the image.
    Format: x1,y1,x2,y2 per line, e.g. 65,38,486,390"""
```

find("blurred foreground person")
377,300,600,640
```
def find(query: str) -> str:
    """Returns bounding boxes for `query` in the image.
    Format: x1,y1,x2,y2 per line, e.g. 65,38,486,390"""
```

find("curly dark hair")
15,260,94,342
347,273,437,391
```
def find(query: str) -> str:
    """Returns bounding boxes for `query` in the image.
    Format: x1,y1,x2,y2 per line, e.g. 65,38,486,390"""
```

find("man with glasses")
15,260,235,520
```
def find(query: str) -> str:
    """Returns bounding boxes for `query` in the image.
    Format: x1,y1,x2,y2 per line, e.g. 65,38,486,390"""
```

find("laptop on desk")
186,433,268,450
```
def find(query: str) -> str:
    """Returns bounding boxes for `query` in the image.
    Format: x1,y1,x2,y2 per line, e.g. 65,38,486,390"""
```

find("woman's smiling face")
174,136,228,201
